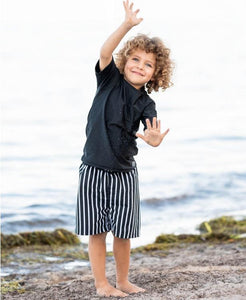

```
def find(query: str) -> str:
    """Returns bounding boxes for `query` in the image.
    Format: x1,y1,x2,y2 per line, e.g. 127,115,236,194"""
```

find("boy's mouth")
132,71,144,76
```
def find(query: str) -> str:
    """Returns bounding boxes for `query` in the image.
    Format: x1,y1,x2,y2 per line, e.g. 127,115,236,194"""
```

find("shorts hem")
75,230,140,239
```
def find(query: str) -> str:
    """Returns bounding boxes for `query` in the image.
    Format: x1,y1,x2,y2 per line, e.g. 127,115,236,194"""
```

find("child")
75,0,173,297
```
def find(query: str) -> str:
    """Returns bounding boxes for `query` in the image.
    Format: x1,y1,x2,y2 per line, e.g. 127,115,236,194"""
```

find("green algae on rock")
155,232,235,244
132,232,240,254
1,228,80,249
198,216,246,235
132,216,246,254
1,280,25,295
154,234,201,244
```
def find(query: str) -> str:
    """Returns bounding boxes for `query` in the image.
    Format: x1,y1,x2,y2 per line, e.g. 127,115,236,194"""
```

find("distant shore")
1,216,246,299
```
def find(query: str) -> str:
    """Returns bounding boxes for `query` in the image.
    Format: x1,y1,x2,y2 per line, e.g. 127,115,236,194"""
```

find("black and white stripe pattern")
75,164,140,239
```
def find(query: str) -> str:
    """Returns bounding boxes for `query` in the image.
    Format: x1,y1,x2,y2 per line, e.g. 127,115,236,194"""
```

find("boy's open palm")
136,117,170,147
123,0,143,27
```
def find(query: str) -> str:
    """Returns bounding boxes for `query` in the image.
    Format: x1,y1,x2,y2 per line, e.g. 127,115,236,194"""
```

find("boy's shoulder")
95,57,121,89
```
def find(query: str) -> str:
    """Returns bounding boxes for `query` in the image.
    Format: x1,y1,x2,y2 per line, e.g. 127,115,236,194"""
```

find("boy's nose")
137,62,144,70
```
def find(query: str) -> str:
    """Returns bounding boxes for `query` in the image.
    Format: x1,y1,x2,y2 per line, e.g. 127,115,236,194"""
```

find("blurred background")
1,0,246,248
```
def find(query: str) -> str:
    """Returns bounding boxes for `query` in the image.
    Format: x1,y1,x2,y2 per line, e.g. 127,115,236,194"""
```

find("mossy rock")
199,216,246,235
155,234,203,244
1,280,25,295
0,233,27,248
154,233,235,245
132,231,243,254
1,228,80,249
132,216,246,254
204,232,235,241
155,234,179,244
132,242,170,254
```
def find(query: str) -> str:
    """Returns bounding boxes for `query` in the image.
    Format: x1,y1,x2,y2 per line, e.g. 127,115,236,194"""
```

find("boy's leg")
113,236,145,294
88,233,128,297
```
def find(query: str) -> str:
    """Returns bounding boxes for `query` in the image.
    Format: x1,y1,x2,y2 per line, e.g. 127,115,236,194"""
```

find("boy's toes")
117,281,146,294
97,283,128,297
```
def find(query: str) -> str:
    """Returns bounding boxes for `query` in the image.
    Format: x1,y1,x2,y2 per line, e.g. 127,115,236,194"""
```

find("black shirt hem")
82,159,136,173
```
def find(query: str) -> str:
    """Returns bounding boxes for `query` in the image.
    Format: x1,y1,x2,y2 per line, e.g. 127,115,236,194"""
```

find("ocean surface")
2,1,246,249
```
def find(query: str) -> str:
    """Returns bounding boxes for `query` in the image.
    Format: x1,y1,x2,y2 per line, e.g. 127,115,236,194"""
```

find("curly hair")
115,34,174,94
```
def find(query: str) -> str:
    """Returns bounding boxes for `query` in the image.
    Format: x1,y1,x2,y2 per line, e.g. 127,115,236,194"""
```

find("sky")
2,0,246,22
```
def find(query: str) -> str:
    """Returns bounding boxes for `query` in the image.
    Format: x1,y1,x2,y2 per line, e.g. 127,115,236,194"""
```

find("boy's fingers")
123,0,129,10
161,128,170,138
152,117,157,129
136,132,145,140
158,120,161,130
146,118,151,129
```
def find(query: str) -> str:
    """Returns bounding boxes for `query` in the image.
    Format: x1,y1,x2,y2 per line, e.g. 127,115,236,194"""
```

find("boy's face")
124,49,156,90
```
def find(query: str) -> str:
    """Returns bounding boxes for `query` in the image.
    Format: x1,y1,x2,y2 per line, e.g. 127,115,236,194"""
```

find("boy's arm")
99,0,143,71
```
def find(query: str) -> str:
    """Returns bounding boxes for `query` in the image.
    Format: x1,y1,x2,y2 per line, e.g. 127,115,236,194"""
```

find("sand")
2,241,246,300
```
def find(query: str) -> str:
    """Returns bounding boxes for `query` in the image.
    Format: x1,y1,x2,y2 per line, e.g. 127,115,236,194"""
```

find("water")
0,258,89,277
1,1,246,249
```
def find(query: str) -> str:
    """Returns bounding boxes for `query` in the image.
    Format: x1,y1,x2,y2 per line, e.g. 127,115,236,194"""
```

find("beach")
1,240,246,299
2,217,246,299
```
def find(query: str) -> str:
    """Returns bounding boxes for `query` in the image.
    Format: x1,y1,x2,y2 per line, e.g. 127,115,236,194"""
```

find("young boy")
76,0,173,297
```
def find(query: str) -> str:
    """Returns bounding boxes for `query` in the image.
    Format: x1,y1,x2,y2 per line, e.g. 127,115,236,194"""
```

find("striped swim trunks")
75,163,140,239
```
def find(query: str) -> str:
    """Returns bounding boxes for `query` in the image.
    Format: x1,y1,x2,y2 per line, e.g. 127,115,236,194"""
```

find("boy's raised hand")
123,0,143,27
136,117,170,147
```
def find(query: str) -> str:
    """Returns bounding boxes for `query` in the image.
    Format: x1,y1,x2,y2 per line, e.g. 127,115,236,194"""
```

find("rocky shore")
1,216,246,299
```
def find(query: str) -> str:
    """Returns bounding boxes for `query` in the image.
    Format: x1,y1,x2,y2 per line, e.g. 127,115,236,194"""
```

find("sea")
1,0,246,250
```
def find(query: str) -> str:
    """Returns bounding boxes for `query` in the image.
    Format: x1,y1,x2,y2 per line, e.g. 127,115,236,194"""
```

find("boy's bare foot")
116,281,146,294
96,282,128,297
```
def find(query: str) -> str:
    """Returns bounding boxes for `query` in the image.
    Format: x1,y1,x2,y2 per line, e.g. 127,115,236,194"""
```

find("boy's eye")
132,57,139,61
146,63,152,68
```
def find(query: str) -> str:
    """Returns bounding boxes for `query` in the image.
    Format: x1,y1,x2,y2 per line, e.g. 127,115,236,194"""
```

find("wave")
141,194,191,207
1,218,68,234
